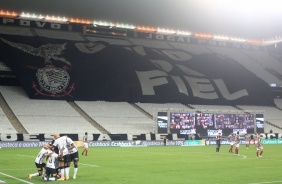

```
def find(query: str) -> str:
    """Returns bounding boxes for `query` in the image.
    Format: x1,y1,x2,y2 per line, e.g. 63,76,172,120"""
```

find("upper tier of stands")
0,24,282,134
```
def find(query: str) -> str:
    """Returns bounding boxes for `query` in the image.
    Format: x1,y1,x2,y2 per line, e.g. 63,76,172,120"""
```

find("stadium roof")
1,0,282,40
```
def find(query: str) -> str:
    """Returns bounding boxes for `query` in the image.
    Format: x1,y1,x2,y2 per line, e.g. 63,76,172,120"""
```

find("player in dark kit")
163,136,168,146
216,133,222,153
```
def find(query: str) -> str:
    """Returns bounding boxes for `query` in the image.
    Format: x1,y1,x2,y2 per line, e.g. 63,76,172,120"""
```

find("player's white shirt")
68,141,78,154
83,135,88,143
35,147,48,164
53,136,74,156
46,152,59,169
83,135,89,149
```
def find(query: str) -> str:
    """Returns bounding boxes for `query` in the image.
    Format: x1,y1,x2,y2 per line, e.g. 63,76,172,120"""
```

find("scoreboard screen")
215,114,254,129
170,113,195,134
168,112,256,136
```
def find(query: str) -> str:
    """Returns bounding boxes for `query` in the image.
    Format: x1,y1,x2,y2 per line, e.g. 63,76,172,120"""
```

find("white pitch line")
17,154,34,158
79,163,99,167
0,172,34,184
248,181,282,184
0,168,34,171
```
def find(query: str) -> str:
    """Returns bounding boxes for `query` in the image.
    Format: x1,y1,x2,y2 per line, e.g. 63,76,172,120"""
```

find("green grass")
0,145,281,184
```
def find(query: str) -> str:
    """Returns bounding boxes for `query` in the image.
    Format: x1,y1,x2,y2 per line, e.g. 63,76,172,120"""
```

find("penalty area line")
0,171,34,184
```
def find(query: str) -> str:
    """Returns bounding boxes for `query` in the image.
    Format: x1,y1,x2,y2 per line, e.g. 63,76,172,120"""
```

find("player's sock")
49,177,56,181
65,166,70,178
31,173,39,177
60,167,65,178
73,167,78,179
86,150,88,156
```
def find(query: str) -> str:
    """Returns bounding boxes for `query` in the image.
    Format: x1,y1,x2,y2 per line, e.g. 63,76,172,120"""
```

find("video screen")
157,112,168,133
256,114,264,133
170,113,195,134
196,113,214,129
215,114,254,129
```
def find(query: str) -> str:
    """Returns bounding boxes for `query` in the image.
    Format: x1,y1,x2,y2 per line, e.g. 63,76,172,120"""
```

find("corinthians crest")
0,38,75,97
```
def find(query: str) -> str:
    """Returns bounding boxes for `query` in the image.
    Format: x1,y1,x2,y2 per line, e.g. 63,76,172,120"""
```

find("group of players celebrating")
28,132,88,181
216,132,264,158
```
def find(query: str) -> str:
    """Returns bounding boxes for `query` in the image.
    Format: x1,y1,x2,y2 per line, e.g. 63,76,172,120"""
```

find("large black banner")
0,34,274,105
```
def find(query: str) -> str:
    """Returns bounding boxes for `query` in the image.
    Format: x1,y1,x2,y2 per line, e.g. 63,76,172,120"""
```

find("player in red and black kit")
216,133,222,153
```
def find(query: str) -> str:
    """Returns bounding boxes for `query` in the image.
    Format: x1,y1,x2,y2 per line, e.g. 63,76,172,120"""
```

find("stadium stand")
206,45,282,86
0,109,17,133
75,101,154,134
35,29,85,41
0,86,101,134
135,103,192,116
0,13,282,136
86,36,132,46
237,105,282,133
169,42,212,55
188,104,240,113
128,38,172,49
0,25,33,36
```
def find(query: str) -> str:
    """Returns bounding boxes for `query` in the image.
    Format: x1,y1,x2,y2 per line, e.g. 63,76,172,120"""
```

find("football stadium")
0,1,282,184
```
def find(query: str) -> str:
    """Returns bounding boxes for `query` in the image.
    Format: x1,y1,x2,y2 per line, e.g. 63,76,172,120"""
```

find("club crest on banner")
0,37,75,97
33,66,74,97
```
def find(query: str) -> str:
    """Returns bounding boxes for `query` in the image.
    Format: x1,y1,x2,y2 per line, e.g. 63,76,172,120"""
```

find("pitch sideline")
0,171,34,184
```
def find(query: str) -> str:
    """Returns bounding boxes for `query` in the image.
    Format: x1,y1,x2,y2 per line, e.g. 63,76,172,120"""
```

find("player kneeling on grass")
42,147,63,181
255,133,264,158
28,144,50,180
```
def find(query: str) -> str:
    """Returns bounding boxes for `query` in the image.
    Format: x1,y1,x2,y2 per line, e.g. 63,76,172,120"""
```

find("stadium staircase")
130,103,153,119
0,92,28,134
67,101,109,134
265,120,282,131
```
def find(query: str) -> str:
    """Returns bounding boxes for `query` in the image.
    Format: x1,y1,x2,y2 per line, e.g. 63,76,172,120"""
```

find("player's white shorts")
83,143,88,149
256,145,263,151
229,141,235,146
235,143,240,148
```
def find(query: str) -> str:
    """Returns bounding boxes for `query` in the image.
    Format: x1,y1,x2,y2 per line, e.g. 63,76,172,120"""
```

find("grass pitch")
0,145,281,184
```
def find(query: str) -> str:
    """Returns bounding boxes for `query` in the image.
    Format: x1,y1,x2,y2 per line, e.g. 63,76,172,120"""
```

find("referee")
216,132,222,153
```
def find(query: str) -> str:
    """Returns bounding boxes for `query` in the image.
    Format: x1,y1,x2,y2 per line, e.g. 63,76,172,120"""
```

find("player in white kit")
52,133,75,180
82,132,89,156
255,133,264,158
42,147,59,181
28,144,49,180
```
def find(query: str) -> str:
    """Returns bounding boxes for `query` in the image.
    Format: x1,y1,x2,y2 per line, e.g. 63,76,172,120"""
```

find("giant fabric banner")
0,34,274,105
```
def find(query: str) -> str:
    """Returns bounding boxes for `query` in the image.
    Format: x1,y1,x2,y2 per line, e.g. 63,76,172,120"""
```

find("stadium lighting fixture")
213,35,230,40
116,23,136,29
176,30,192,36
157,28,176,34
246,39,262,45
194,33,213,39
135,26,157,32
70,18,91,24
230,37,246,42
1,8,281,45
0,10,17,17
